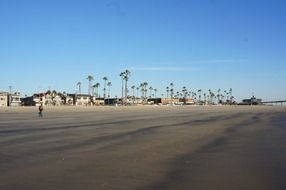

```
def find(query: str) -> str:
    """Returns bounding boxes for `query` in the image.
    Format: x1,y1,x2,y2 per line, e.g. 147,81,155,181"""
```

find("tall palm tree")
94,83,100,97
217,94,220,104
154,88,157,98
182,86,187,98
124,70,131,104
208,89,212,104
203,93,206,104
120,70,131,104
143,82,148,100
103,77,108,99
188,91,192,98
217,89,221,104
107,82,112,98
149,86,153,98
76,82,82,94
119,72,125,103
210,92,215,105
87,75,94,95
92,84,97,96
140,83,144,99
229,88,233,103
198,89,202,103
131,85,135,103
170,83,174,103
136,87,139,100
166,86,169,99
176,91,180,103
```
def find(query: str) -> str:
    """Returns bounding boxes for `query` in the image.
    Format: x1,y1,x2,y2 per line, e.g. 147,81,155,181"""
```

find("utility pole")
8,86,12,94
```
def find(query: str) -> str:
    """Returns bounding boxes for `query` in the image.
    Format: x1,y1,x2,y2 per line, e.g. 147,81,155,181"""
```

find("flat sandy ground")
0,105,286,190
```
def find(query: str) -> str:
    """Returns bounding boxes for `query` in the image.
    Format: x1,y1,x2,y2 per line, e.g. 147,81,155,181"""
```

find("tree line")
74,70,235,105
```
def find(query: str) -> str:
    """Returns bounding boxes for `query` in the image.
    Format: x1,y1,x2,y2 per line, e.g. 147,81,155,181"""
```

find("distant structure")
0,92,9,107
0,92,21,107
239,96,262,105
21,93,45,106
68,94,93,106
147,98,194,105
8,92,21,106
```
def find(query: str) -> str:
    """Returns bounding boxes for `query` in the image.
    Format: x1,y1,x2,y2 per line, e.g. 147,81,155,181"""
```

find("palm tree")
208,89,212,104
198,89,202,103
203,93,206,104
229,88,233,104
143,82,148,100
182,86,187,104
94,83,100,97
217,94,220,104
166,86,169,99
131,85,135,103
87,75,94,95
188,91,192,98
103,77,108,99
149,86,153,98
119,72,125,103
154,88,158,98
211,92,215,105
140,83,144,99
92,84,97,96
76,82,82,94
224,90,227,103
120,70,131,104
176,91,180,103
136,87,140,100
107,82,112,98
217,89,221,104
170,83,174,103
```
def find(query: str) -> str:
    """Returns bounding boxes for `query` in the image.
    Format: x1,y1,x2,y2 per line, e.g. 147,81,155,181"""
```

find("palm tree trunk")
124,80,128,105
121,79,124,104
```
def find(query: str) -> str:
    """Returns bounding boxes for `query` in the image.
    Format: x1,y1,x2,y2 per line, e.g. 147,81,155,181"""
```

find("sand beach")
0,105,286,190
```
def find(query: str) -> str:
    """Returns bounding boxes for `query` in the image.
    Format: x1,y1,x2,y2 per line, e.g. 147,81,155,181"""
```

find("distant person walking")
38,104,43,118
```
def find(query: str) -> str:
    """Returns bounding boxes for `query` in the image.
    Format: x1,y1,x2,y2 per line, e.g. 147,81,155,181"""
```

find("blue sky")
0,0,286,101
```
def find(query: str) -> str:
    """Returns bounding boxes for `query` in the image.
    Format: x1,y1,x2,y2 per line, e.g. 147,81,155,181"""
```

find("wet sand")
0,106,286,190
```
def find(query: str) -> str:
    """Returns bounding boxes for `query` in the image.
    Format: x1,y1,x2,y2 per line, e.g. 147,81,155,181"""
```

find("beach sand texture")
0,106,286,190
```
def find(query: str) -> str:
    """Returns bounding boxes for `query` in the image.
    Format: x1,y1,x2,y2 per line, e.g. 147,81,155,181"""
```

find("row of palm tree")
75,70,235,105
120,70,131,104
76,75,112,98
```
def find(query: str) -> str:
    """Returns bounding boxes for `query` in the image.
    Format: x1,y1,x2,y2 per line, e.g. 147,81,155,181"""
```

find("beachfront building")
69,94,92,106
0,92,8,107
62,94,74,105
104,98,119,105
147,98,194,105
52,95,63,106
94,98,105,105
43,93,53,106
21,93,46,106
8,92,21,106
240,96,262,105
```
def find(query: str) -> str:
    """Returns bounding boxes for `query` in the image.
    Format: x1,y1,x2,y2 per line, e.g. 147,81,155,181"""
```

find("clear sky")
1,0,286,101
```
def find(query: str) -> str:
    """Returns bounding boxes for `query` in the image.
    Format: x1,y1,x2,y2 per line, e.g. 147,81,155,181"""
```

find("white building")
8,92,21,106
69,94,92,106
